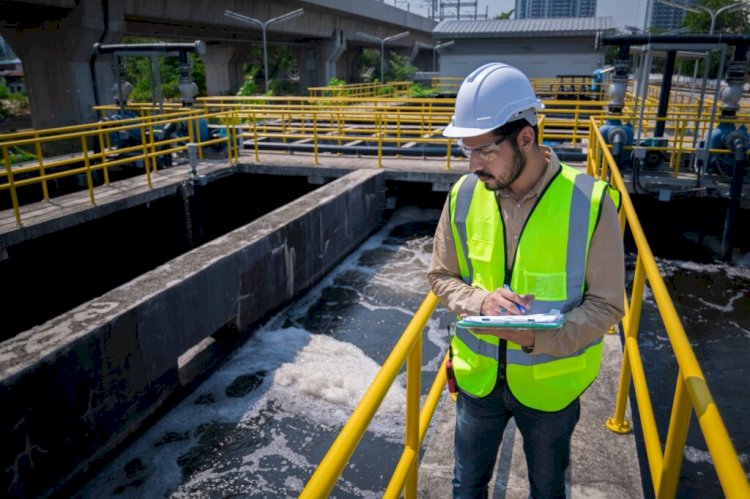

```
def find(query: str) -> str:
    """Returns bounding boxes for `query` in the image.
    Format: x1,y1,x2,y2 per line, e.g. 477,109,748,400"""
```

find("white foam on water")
698,291,747,312
77,206,447,498
265,328,407,420
683,445,713,465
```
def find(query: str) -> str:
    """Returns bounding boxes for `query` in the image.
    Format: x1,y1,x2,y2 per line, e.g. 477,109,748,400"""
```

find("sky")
401,0,647,30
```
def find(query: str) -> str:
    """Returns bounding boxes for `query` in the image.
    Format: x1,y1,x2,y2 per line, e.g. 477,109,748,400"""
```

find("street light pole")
355,31,410,82
225,8,305,92
657,0,749,34
434,41,454,72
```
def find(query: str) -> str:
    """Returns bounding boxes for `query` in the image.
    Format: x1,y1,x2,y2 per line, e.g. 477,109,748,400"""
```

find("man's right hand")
480,287,534,316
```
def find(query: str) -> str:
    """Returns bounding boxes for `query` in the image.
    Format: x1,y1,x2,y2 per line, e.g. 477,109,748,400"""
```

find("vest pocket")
522,271,567,301
468,238,493,263
532,355,586,380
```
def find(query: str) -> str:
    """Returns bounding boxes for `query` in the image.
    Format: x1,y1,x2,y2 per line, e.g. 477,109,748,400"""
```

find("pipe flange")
607,127,627,144
724,130,749,150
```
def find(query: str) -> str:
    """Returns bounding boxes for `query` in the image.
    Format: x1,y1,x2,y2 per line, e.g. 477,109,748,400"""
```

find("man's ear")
517,126,536,151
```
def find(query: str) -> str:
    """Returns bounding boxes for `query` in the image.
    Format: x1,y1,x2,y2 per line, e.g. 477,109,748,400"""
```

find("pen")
503,284,527,313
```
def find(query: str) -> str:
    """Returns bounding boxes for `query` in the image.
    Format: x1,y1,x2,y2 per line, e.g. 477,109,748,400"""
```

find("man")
427,62,625,499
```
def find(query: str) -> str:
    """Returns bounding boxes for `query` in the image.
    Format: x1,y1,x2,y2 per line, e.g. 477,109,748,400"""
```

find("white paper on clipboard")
457,309,565,329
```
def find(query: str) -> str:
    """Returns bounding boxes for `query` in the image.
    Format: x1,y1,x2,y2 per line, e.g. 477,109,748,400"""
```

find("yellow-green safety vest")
449,163,620,411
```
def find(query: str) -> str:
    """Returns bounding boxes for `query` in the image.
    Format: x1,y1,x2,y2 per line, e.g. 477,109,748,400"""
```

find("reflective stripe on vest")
449,164,611,410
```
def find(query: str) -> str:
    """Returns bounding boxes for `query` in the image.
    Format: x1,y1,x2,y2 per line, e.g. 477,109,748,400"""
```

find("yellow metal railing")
299,292,444,498
588,117,750,499
307,81,413,98
298,115,749,498
3,85,747,226
0,108,239,225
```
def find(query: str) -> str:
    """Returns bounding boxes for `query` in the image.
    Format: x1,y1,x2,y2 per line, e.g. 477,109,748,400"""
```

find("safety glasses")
457,135,507,161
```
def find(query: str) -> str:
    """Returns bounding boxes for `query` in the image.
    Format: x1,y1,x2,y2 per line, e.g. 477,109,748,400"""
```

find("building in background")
0,36,24,93
515,0,597,18
433,16,615,79
648,0,691,31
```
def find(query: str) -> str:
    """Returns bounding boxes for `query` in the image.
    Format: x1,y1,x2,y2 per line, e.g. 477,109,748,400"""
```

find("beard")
480,146,526,191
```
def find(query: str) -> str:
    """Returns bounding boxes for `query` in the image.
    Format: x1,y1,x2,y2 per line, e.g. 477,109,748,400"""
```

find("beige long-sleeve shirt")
427,147,625,357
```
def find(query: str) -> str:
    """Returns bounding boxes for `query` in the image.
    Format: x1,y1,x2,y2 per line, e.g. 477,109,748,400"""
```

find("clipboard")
457,311,565,330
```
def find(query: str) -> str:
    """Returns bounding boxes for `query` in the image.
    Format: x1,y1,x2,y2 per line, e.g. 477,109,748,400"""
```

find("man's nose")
468,153,484,172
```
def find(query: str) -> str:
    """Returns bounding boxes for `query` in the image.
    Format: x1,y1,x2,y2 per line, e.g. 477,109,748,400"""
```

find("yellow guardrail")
300,292,443,498
307,81,413,98
298,115,749,499
2,85,746,226
588,116,750,499
1,108,240,224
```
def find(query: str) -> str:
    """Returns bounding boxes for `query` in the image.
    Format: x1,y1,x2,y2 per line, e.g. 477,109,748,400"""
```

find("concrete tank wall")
0,169,385,498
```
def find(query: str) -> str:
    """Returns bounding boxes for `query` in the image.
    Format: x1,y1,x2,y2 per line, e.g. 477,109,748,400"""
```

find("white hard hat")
443,62,545,138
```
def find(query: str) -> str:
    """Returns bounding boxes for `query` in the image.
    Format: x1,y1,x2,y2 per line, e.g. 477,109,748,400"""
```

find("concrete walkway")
418,331,645,498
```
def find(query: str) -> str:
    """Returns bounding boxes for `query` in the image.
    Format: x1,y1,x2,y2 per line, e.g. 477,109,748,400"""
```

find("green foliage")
604,46,620,65
388,51,418,82
328,77,346,87
269,79,298,95
0,83,10,99
237,78,258,96
674,1,750,78
8,92,29,110
359,48,381,82
494,9,515,19
681,0,750,34
121,37,207,102
409,83,438,98
9,146,36,164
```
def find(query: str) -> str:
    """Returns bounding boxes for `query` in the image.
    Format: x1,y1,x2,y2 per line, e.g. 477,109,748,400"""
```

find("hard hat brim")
443,106,542,138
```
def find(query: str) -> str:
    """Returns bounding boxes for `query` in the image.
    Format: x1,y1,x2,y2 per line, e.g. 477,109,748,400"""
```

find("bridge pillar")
293,46,319,95
321,30,347,84
203,44,245,96
0,0,125,129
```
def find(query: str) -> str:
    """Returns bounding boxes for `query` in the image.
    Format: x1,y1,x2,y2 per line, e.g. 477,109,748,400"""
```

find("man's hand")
480,287,535,316
469,286,536,348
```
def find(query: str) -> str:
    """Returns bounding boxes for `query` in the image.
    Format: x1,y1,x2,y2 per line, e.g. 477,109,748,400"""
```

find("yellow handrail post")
97,123,110,186
253,113,259,162
405,332,421,498
80,135,96,206
446,138,452,171
139,124,153,189
2,145,22,225
33,134,49,201
377,113,383,169
657,372,692,499
607,253,646,432
313,111,319,166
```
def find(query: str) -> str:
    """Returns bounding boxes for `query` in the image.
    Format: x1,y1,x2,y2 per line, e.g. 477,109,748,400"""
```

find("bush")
237,79,258,96
0,83,10,99
9,146,36,164
8,92,29,110
409,83,438,98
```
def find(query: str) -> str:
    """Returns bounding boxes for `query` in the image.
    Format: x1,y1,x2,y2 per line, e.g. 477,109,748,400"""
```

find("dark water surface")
632,257,750,498
74,207,749,498
75,207,453,498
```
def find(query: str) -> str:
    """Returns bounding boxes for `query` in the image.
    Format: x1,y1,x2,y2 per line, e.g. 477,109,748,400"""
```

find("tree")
388,52,418,82
681,0,750,34
679,1,750,78
494,9,515,19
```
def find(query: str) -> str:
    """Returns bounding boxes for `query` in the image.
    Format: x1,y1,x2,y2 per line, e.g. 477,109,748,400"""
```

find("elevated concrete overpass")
0,0,436,129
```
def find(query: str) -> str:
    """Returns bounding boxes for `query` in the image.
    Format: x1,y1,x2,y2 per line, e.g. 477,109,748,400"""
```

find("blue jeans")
452,379,581,499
